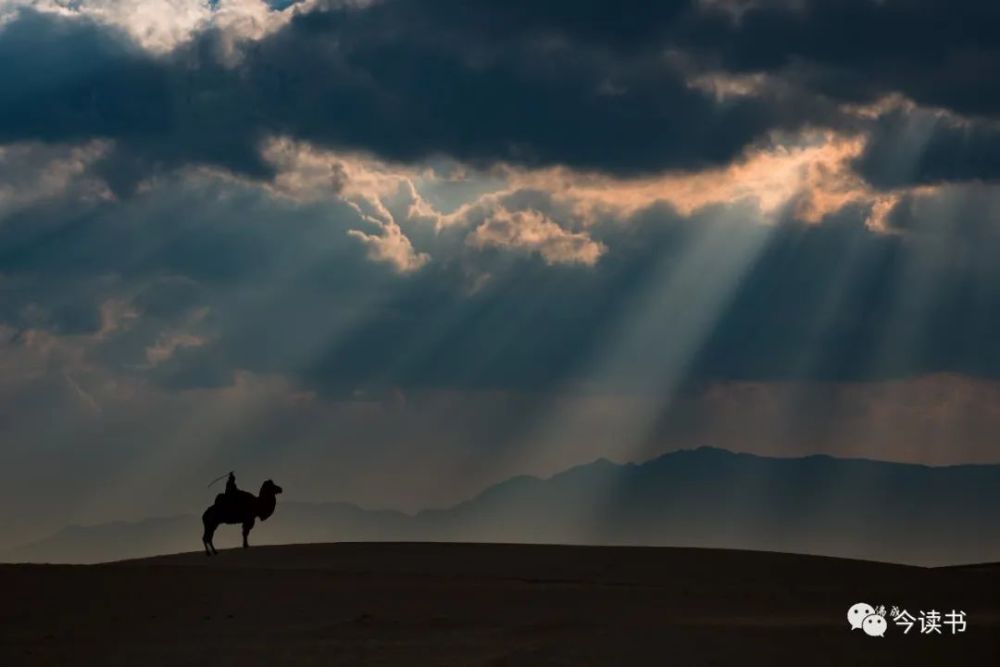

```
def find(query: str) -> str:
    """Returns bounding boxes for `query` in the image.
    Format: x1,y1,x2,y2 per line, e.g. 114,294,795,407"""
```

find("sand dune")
3,542,999,665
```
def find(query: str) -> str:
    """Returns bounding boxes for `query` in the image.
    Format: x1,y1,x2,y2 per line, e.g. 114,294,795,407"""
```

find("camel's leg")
242,518,255,549
202,511,218,556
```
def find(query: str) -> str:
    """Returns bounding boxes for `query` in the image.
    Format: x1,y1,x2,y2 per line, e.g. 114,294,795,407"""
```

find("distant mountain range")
6,447,1000,565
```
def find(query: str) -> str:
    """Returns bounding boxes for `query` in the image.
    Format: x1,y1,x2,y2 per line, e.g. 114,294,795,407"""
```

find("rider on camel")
225,471,239,496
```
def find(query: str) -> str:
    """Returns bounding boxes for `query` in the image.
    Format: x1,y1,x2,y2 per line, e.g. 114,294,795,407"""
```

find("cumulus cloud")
347,217,429,273
144,331,207,366
504,132,902,229
141,305,210,366
261,137,434,272
260,136,442,225
1,0,313,55
0,141,111,215
468,209,605,266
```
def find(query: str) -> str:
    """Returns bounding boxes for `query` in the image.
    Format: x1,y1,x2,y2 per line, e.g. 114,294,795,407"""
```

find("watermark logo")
847,602,877,631
862,613,888,637
848,603,967,637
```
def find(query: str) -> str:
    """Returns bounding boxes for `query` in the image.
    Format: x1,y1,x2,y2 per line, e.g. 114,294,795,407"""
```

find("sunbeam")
470,206,779,543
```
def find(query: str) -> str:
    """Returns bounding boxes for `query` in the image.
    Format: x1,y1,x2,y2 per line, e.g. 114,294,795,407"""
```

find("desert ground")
2,542,999,666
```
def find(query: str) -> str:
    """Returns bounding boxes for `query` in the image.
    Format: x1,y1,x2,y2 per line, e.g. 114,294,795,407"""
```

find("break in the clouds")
1,0,999,549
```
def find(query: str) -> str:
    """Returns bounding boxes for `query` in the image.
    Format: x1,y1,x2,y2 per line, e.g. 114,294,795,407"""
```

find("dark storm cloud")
0,3,838,185
240,4,786,174
0,10,272,194
677,0,1000,117
0,12,166,142
672,0,1000,186
197,0,1000,197
4,1,999,186
854,109,1000,188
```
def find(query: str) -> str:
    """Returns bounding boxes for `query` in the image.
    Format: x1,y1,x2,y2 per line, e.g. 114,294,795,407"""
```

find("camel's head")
257,479,282,521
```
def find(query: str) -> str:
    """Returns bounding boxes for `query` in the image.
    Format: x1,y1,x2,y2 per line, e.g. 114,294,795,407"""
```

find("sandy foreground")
2,542,999,665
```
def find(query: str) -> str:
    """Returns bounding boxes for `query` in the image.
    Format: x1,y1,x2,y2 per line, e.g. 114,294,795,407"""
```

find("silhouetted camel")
202,479,283,555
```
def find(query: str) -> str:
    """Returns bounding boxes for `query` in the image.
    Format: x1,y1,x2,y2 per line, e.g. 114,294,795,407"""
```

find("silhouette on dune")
202,473,282,555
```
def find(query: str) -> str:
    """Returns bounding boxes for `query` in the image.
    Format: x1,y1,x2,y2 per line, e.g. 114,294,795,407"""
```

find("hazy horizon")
9,445,1000,567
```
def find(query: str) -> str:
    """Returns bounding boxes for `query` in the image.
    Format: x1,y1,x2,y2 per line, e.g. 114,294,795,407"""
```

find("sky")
1,0,999,550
